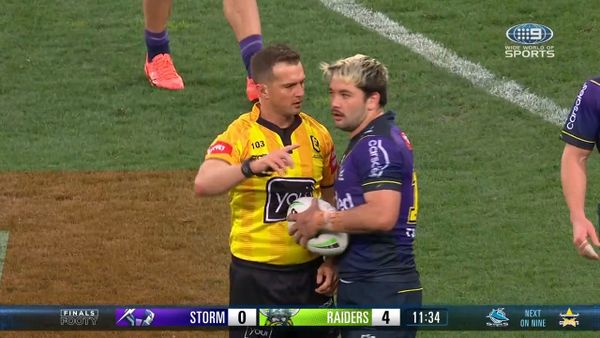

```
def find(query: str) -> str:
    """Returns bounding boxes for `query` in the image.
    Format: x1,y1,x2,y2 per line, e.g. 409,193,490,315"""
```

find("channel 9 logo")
504,23,554,58
506,23,553,45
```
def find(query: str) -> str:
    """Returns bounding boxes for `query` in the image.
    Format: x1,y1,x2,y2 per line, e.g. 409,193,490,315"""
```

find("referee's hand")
250,144,299,176
315,259,338,295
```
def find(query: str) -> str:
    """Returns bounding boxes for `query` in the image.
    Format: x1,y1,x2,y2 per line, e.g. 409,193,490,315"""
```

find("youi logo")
506,23,553,45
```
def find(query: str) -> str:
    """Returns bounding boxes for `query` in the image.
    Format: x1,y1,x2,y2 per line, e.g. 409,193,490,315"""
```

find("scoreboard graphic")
0,305,598,330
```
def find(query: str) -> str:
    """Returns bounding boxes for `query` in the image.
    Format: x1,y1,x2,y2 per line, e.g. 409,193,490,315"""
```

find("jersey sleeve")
560,80,600,150
353,137,405,193
204,122,244,164
321,129,337,188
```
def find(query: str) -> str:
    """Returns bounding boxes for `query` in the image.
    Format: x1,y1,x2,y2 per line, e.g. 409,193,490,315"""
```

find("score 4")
371,309,401,326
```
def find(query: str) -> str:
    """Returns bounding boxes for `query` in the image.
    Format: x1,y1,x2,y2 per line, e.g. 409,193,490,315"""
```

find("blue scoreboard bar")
0,305,598,330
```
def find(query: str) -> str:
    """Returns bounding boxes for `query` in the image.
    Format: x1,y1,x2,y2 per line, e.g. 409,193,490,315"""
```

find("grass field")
2,0,600,337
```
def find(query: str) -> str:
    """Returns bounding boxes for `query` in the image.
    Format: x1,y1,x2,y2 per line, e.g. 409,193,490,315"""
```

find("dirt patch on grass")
0,171,232,337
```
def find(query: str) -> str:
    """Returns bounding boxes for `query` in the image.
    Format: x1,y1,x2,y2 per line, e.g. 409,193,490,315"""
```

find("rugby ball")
287,197,348,256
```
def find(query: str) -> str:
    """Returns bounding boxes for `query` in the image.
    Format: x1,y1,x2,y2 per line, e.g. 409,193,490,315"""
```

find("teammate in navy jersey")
561,78,600,260
288,54,421,338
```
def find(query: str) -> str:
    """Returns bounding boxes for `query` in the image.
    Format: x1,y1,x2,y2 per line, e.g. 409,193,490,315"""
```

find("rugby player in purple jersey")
289,54,422,338
561,78,600,260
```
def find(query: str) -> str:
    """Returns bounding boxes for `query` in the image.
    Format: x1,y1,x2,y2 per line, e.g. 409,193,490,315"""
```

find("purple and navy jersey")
561,78,600,150
335,111,419,282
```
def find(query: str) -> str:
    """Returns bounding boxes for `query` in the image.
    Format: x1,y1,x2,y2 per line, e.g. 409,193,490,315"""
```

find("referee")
194,44,339,338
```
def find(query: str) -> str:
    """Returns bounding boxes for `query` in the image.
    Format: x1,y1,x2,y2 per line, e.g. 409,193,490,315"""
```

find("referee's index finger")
284,144,300,152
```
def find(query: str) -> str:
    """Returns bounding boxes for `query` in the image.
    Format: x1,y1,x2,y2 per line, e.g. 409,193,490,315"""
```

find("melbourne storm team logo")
115,308,155,327
264,178,315,222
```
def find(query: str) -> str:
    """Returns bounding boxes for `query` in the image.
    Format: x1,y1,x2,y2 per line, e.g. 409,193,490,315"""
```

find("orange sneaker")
144,53,184,90
246,77,259,102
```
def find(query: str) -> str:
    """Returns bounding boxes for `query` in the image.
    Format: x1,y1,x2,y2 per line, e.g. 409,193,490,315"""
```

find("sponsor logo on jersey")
244,327,273,338
367,139,390,178
264,178,315,222
336,192,355,210
207,141,233,155
310,135,321,153
566,82,588,130
400,131,413,150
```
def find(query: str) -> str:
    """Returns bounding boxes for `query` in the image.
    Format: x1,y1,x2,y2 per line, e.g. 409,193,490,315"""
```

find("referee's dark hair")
251,44,301,84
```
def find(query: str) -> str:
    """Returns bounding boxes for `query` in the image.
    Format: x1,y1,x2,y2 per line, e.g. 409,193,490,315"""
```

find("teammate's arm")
561,143,600,253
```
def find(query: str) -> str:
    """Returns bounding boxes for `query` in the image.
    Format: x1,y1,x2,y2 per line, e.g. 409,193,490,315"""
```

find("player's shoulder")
589,77,600,87
355,113,396,141
580,77,600,96
569,78,600,108
354,123,412,153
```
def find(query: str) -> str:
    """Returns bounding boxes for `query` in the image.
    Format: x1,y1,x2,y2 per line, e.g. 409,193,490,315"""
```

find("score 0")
228,308,257,326
371,309,401,326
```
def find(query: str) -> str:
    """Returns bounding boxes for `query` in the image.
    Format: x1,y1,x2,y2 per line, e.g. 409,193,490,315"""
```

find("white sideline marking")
0,231,8,284
320,0,568,125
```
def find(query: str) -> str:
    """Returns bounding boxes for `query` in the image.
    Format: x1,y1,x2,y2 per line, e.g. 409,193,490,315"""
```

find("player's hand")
572,216,600,260
315,258,338,295
250,144,299,176
287,198,325,246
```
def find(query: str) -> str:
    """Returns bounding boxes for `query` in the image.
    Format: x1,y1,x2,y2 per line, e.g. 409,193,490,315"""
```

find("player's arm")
288,190,399,240
326,189,400,232
561,143,600,251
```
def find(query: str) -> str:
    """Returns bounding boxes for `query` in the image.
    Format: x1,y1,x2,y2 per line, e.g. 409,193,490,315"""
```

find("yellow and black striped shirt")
205,104,337,265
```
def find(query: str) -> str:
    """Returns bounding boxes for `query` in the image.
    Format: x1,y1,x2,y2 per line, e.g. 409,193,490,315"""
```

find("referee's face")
328,77,368,133
265,62,306,118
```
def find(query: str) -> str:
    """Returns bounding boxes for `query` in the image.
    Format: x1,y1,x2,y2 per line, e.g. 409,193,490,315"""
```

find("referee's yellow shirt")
205,104,337,265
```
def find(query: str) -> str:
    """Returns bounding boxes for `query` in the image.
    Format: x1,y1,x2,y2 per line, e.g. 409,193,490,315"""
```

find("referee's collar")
252,103,302,146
